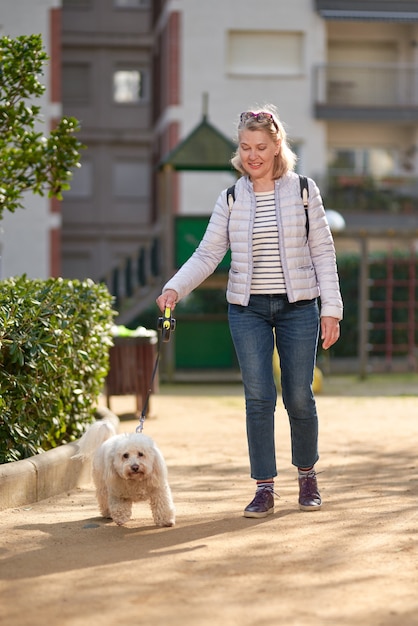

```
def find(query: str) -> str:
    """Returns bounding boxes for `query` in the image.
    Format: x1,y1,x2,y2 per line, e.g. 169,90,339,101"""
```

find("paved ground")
0,375,417,626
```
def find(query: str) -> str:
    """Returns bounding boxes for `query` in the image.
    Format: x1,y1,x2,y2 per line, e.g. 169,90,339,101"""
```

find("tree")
0,33,83,219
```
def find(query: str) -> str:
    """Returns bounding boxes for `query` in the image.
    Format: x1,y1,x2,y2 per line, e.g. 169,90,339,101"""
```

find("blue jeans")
228,295,320,480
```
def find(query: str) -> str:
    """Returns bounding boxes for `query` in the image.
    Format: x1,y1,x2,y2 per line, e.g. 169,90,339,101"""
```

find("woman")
157,105,343,518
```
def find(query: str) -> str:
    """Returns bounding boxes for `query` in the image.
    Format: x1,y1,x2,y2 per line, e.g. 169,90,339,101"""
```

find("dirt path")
1,378,417,626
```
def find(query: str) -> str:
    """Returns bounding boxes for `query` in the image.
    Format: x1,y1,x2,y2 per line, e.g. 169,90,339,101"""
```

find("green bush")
0,276,115,463
138,254,418,364
0,34,83,218
331,254,360,358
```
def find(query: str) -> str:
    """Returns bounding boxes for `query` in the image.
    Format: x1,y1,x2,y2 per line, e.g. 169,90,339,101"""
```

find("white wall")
0,0,61,279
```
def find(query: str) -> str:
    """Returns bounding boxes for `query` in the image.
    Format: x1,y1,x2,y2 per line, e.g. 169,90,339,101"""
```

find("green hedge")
0,276,115,463
134,252,418,365
328,254,359,358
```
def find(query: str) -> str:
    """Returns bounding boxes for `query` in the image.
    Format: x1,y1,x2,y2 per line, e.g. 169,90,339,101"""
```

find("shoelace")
255,485,280,499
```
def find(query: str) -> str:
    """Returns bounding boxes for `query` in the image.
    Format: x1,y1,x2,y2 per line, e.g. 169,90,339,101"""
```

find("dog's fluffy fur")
75,421,175,527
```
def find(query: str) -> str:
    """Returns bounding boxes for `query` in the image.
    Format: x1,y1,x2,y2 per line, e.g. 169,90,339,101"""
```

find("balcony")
314,63,418,121
315,1,418,22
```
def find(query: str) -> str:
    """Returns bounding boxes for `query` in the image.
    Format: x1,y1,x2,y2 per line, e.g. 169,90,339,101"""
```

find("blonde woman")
157,105,342,517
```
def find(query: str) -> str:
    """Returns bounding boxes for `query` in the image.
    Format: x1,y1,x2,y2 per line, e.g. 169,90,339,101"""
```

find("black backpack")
226,175,310,238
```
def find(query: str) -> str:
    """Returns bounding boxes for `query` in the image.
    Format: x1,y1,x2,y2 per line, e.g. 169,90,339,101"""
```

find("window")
113,70,146,103
62,63,91,105
227,31,304,76
114,0,150,7
328,148,395,178
113,161,150,198
62,0,92,8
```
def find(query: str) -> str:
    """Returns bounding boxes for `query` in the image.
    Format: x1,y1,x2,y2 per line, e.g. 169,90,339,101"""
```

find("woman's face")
238,128,280,183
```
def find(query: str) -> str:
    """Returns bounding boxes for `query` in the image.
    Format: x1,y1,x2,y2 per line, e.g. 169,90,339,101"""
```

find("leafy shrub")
0,276,115,463
136,254,418,365
0,34,83,218
330,254,360,358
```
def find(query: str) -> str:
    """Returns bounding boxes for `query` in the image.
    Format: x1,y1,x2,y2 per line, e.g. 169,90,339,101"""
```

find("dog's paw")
108,501,132,526
156,516,175,527
111,514,131,526
114,519,128,526
109,510,131,526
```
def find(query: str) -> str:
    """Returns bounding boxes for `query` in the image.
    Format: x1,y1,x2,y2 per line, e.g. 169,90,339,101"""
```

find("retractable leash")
136,306,176,434
158,306,177,343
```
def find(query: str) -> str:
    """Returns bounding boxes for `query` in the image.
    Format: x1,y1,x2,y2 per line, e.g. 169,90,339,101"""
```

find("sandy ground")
0,375,417,626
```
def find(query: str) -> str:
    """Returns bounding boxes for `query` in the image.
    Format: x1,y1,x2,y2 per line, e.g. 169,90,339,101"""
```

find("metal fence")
334,229,418,377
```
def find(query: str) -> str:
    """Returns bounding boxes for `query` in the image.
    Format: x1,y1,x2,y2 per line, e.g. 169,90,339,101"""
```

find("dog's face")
111,434,156,481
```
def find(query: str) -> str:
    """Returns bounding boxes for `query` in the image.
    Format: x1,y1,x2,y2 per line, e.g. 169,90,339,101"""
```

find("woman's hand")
156,289,178,312
320,316,340,350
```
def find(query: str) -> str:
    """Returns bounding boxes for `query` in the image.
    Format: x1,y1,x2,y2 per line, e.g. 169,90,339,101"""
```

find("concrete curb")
0,407,119,512
0,443,92,511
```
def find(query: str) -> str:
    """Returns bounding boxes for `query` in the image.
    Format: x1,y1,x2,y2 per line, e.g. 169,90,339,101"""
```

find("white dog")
75,420,175,527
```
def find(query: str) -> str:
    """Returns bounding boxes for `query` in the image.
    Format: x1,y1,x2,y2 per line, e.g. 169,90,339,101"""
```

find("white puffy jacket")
164,171,343,320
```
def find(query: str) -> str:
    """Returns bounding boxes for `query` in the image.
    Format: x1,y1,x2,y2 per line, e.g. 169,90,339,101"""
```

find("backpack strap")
226,184,236,212
299,175,309,238
227,179,309,237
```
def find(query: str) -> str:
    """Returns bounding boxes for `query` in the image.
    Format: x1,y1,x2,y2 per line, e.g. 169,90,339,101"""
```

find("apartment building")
152,0,418,374
154,0,418,223
315,0,418,215
60,0,158,318
2,0,418,309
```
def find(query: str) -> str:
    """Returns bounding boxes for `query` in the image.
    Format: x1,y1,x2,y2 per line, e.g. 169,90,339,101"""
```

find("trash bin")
105,327,158,415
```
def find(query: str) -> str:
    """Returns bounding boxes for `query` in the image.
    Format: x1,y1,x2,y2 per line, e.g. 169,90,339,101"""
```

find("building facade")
61,0,156,315
2,0,418,313
154,0,418,223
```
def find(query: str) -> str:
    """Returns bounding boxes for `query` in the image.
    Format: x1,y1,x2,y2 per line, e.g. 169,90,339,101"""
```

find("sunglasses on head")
240,111,279,132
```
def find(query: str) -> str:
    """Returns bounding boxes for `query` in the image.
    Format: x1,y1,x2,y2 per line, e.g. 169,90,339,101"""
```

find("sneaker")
244,488,274,518
298,470,322,511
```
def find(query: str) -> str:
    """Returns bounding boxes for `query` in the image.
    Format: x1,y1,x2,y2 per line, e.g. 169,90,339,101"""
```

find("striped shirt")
250,191,286,294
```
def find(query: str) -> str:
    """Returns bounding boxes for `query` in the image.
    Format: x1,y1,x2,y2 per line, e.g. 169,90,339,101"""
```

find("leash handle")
158,306,176,343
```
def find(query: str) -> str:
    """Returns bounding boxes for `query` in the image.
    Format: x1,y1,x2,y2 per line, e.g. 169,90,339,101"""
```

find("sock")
298,467,315,478
256,480,274,493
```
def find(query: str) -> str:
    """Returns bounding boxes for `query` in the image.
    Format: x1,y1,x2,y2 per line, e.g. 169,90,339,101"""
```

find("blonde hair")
231,104,297,179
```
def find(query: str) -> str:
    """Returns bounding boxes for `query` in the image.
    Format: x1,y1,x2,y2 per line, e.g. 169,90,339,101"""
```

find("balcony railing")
314,63,418,120
315,0,418,22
